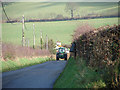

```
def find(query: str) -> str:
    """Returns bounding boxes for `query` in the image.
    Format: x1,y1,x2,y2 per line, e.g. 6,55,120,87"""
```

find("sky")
0,0,120,2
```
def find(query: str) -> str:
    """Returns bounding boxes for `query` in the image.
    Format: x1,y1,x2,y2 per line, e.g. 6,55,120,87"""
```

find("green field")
2,2,118,20
2,18,118,46
2,2,119,46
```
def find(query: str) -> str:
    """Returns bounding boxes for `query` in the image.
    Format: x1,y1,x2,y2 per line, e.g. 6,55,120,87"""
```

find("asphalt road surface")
2,60,67,88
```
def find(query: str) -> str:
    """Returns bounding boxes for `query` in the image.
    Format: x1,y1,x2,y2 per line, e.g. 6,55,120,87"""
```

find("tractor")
56,47,67,60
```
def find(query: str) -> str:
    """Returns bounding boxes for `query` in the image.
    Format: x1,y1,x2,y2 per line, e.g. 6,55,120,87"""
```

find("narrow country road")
2,60,67,88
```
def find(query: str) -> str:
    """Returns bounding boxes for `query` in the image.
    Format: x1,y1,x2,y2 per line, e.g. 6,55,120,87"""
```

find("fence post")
33,24,35,49
22,15,25,46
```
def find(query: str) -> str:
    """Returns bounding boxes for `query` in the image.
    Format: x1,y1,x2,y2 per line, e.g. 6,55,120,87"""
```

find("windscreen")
59,48,65,52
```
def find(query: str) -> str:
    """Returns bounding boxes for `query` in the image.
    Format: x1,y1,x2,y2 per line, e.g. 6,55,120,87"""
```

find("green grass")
2,18,118,45
2,2,118,20
54,58,106,88
1,57,55,72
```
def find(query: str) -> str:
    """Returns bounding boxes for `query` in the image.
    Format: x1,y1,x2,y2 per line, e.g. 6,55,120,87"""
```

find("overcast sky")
1,0,120,2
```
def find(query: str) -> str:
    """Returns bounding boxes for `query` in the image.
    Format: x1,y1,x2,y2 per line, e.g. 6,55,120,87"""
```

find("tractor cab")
58,47,65,53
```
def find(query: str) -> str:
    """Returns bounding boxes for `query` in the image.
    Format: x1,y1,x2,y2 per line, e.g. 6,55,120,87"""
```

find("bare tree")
65,2,79,19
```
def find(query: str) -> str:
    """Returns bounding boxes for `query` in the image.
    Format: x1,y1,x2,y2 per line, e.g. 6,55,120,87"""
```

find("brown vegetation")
2,43,50,60
73,23,94,41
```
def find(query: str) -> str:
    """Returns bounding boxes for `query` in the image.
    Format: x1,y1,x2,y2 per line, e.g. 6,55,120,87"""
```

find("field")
2,2,119,46
2,2,118,20
2,18,118,46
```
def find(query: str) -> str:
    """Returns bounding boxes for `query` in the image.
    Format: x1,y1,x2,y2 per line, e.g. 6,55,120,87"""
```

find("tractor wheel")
56,56,59,60
64,54,67,61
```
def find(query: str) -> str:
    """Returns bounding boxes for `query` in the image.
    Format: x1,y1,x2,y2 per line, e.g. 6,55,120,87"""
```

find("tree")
48,39,56,54
65,2,79,19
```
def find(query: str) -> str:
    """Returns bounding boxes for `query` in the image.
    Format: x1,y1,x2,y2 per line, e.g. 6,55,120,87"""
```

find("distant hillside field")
2,2,119,21
2,18,118,46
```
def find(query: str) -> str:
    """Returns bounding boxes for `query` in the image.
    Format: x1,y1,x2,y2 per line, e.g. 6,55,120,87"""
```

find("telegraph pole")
22,15,25,46
33,24,35,49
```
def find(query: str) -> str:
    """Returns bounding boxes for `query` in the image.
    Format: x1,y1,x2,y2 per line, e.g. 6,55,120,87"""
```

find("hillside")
2,2,118,21
2,18,118,46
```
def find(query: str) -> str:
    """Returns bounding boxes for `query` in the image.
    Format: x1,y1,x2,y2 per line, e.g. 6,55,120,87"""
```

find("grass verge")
1,57,55,72
54,57,106,88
